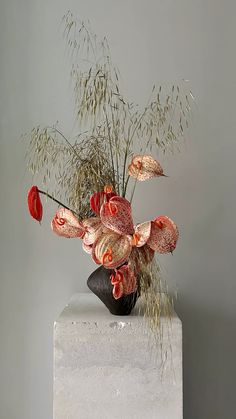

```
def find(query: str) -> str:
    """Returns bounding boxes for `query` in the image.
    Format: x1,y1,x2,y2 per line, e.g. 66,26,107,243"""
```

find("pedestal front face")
54,293,182,419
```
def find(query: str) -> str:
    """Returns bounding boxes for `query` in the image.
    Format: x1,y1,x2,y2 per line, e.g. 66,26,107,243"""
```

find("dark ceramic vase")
87,265,138,315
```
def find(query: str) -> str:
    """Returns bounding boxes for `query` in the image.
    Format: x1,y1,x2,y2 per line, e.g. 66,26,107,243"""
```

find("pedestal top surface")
55,292,180,325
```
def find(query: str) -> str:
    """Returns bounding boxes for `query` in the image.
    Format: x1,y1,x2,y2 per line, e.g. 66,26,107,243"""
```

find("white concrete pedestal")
53,293,182,419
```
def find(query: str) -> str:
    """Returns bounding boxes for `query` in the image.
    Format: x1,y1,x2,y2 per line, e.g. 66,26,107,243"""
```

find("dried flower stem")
38,189,80,218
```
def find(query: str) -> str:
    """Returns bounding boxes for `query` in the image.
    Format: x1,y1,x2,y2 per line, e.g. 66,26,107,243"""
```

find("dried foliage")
25,11,193,209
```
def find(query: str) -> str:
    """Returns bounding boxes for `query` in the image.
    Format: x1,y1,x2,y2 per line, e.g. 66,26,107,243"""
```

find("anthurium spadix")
128,154,165,181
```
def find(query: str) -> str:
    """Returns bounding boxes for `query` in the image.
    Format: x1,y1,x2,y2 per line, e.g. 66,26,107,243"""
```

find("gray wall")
0,1,235,418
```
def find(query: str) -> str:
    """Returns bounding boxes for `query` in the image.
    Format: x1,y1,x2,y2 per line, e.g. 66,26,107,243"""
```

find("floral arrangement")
27,155,178,301
26,12,192,328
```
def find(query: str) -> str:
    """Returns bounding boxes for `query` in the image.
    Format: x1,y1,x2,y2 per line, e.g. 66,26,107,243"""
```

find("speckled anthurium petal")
133,221,152,247
113,282,124,299
82,242,93,254
119,265,137,295
110,265,137,299
110,269,123,285
82,217,103,245
100,196,134,235
92,232,132,269
90,191,116,215
128,154,164,181
51,208,85,238
147,215,179,253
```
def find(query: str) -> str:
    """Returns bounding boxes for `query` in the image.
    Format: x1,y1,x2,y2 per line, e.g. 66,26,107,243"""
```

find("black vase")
87,265,138,316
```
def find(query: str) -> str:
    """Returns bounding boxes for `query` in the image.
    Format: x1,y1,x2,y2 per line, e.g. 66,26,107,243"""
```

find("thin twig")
38,189,80,218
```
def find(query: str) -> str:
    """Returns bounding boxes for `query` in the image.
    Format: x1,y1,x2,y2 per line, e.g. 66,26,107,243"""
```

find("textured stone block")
54,293,182,419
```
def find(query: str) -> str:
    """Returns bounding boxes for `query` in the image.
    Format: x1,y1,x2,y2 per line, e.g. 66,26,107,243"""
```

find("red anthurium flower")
51,208,85,238
110,265,137,299
147,215,179,253
90,186,116,215
27,185,43,222
100,196,134,235
128,155,165,181
92,231,132,269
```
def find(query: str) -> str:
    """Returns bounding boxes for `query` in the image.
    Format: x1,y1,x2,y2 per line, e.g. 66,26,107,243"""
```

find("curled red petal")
110,265,137,299
51,208,85,238
119,265,137,295
147,216,179,253
27,185,43,222
110,270,124,285
90,191,116,215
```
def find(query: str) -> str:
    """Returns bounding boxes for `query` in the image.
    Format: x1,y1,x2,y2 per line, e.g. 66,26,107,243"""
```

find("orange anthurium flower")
51,208,85,238
27,185,43,222
92,231,132,269
100,196,134,235
147,215,179,253
128,154,165,181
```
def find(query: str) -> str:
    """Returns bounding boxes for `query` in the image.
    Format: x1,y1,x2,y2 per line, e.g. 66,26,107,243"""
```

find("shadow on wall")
175,298,236,419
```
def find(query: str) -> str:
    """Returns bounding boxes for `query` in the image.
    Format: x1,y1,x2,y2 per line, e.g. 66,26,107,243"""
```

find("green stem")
110,105,120,195
123,175,130,198
38,189,80,218
104,110,116,188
